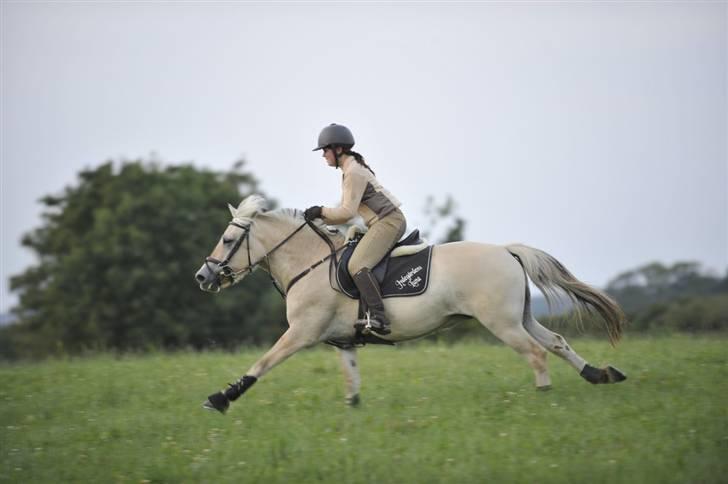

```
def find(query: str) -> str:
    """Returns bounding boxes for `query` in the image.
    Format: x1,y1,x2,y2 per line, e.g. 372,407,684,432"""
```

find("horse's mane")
230,194,267,224
230,195,343,239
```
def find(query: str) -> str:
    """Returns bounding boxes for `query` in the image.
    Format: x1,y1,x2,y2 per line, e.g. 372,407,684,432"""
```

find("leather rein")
204,216,345,297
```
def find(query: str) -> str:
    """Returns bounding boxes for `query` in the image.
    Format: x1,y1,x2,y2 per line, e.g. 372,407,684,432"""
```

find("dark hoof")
537,385,552,392
606,366,627,383
202,391,229,414
580,364,628,384
347,394,361,407
580,364,609,384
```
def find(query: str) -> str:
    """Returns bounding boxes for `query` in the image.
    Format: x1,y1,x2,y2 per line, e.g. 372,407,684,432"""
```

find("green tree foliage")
606,261,724,313
2,160,286,358
422,194,466,243
606,262,728,334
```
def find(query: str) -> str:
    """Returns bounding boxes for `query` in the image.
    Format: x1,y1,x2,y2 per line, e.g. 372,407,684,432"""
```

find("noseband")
204,221,254,284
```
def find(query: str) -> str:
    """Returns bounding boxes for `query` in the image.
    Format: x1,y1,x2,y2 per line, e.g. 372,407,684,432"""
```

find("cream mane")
228,194,268,224
228,196,340,237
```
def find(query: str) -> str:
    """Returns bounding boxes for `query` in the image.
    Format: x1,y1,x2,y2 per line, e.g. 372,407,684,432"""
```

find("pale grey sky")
1,2,726,312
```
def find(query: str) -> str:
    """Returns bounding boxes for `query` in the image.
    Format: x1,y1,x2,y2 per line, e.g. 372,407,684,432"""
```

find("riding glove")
304,205,323,221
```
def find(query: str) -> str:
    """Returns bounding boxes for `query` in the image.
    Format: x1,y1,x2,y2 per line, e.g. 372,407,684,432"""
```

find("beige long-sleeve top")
321,155,402,227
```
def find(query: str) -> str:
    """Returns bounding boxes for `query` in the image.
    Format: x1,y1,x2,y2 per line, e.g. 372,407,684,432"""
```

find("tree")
605,261,723,314
421,194,466,243
4,160,287,358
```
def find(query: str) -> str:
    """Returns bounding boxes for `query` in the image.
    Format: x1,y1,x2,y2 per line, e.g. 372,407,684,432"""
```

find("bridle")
203,216,345,296
204,220,254,287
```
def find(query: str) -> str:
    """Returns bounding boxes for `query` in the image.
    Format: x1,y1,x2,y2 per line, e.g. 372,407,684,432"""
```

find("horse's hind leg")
476,312,552,390
523,317,627,384
523,317,586,371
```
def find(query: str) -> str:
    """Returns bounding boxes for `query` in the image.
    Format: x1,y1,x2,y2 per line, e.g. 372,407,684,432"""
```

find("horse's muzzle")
195,263,221,292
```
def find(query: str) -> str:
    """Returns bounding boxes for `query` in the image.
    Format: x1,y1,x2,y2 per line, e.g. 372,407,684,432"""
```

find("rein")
284,220,347,295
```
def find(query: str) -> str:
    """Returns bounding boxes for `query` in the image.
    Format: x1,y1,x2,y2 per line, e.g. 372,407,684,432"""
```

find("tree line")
1,160,725,359
1,161,288,359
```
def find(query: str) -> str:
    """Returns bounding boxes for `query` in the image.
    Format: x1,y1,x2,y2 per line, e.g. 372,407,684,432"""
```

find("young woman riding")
304,123,407,335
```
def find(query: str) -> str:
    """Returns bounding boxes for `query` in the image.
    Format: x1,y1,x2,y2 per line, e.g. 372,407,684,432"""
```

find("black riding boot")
352,268,391,335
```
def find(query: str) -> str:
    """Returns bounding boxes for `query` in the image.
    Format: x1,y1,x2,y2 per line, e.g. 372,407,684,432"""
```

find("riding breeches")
347,209,407,274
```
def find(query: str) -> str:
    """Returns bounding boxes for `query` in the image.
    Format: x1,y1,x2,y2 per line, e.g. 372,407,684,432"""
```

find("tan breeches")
348,209,407,274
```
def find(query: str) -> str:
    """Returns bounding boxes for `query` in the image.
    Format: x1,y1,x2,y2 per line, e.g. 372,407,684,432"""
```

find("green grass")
1,334,726,483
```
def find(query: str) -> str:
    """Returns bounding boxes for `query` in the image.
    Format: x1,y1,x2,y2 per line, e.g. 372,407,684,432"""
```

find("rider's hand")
304,206,323,221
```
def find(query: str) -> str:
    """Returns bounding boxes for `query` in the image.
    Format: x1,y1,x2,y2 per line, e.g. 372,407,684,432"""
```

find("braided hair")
343,149,375,176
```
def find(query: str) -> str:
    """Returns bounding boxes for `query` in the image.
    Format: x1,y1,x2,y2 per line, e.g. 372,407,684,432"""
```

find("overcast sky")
1,2,726,313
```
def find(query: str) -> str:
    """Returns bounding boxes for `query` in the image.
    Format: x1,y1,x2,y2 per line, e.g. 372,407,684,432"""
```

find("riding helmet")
312,123,355,151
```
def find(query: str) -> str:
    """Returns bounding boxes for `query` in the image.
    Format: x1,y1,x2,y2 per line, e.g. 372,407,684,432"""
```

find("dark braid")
344,149,375,176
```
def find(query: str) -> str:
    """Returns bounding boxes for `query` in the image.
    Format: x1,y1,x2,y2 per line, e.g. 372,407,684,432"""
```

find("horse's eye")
223,238,234,244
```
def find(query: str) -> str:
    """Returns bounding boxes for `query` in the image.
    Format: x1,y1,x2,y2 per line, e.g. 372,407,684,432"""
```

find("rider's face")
323,147,341,167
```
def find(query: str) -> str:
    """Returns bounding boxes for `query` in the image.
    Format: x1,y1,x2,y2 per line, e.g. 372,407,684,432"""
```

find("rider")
304,123,407,335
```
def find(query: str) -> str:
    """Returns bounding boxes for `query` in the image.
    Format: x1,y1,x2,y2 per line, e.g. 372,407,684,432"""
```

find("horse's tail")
505,244,626,346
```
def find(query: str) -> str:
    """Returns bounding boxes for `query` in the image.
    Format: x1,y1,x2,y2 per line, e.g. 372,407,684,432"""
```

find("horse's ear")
228,203,237,218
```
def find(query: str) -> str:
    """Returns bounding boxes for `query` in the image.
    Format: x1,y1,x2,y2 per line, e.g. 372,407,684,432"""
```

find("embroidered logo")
395,266,423,290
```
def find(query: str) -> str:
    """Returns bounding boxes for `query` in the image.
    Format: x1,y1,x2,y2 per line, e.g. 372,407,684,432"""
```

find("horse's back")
432,241,523,280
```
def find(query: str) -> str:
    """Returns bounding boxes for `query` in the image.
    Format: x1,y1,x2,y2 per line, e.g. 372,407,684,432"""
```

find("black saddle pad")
336,230,433,299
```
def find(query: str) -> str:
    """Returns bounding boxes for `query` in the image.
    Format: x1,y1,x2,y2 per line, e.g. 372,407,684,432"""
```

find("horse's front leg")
337,347,361,406
203,327,319,414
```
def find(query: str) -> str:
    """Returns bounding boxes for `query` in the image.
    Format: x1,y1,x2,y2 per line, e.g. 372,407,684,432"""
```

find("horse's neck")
256,215,342,288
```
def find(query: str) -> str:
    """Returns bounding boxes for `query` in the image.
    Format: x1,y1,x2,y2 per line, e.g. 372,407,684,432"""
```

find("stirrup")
355,310,390,336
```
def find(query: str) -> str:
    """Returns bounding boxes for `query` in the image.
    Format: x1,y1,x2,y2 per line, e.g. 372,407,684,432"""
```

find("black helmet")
312,123,355,151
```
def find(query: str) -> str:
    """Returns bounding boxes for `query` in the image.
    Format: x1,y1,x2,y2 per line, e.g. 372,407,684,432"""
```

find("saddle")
335,229,433,299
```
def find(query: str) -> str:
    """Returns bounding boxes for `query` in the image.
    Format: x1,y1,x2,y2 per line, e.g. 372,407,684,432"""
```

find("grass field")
1,334,726,483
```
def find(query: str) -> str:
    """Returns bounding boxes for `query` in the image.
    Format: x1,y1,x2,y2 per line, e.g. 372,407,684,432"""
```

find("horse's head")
195,195,267,292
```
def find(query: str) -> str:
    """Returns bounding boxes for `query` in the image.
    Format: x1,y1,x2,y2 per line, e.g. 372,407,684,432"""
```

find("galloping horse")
195,195,627,413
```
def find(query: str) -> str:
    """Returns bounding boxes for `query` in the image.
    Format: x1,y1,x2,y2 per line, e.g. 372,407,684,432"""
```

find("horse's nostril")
196,273,206,283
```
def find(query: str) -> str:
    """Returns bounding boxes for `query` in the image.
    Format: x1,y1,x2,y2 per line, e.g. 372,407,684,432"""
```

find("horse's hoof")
606,366,627,383
580,364,628,384
202,391,230,414
580,364,608,384
537,385,552,392
346,394,361,407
